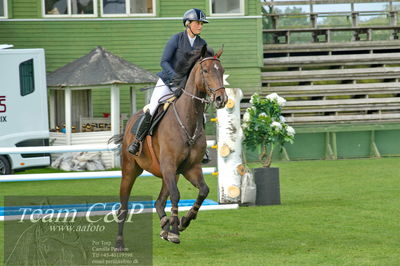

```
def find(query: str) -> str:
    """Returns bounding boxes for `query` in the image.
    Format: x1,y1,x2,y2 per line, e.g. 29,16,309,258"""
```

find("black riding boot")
128,111,152,155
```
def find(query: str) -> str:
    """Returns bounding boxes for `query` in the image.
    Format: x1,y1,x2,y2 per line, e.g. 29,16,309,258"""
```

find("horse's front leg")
180,164,209,231
161,163,181,244
155,179,170,241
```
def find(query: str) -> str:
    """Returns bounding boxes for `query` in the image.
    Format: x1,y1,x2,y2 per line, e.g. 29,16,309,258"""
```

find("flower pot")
254,167,281,206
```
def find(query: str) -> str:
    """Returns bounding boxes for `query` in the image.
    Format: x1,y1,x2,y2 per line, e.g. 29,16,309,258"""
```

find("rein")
172,101,201,146
181,89,210,104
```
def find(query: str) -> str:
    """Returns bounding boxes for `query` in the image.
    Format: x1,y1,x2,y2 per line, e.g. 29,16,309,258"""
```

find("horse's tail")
109,133,124,145
108,134,124,154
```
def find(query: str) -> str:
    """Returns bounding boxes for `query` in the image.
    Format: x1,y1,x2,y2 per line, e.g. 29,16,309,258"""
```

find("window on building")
103,0,125,14
0,0,7,18
102,0,155,16
211,0,244,15
19,59,35,97
44,0,96,16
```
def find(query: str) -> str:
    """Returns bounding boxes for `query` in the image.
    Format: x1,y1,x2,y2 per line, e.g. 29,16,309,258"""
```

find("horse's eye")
203,69,208,74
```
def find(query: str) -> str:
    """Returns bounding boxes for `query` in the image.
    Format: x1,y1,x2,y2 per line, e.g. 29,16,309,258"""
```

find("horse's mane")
172,47,214,88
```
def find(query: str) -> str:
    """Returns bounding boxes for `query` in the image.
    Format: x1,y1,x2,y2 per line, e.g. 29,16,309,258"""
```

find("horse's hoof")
167,232,180,244
160,230,169,241
178,224,186,231
178,217,187,232
115,236,125,252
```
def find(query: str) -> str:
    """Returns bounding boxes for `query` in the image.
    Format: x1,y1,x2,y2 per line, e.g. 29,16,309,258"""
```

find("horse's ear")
215,44,224,58
200,44,208,58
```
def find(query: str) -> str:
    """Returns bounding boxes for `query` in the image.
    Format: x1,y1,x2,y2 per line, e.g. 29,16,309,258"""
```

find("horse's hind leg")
115,159,143,251
180,165,209,231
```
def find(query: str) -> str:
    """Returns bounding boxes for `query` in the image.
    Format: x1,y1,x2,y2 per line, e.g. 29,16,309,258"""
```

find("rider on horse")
128,8,210,158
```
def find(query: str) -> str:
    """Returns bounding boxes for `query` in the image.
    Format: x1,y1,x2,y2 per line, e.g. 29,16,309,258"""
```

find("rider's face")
188,21,204,36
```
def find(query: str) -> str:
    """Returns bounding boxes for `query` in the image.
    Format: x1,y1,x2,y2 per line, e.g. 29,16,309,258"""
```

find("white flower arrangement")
266,93,286,106
242,93,295,167
287,126,296,137
271,121,282,130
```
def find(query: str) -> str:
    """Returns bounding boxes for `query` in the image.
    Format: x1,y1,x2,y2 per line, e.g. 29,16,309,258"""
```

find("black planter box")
254,167,281,205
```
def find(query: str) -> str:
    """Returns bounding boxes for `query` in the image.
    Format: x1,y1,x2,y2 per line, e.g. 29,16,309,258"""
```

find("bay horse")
112,45,227,246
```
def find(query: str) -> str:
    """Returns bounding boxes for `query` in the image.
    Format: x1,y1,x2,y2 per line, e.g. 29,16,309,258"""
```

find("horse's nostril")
216,96,222,103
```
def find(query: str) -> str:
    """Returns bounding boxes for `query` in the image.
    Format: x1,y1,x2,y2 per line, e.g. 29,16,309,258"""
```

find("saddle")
132,95,177,136
149,96,177,135
132,96,177,177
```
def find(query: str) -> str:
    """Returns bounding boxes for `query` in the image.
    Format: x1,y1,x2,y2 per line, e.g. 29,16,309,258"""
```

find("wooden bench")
264,53,400,68
263,26,400,44
242,97,400,124
257,35,400,126
257,68,400,125
284,113,400,124
264,40,400,56
283,97,400,113
262,67,400,84
252,82,400,99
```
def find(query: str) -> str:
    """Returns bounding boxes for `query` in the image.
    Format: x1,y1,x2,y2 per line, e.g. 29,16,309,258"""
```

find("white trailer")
0,47,50,174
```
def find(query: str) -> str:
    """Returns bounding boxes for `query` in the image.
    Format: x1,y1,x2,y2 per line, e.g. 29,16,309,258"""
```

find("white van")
0,47,50,174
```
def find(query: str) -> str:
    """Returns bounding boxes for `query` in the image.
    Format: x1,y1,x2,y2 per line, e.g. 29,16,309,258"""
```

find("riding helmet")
182,8,209,26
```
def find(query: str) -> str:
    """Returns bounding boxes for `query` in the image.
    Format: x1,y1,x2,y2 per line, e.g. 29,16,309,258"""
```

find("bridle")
181,56,225,103
173,56,225,146
200,57,226,99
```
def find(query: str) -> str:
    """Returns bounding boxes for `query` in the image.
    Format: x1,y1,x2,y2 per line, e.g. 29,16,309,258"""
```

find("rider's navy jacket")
157,31,207,85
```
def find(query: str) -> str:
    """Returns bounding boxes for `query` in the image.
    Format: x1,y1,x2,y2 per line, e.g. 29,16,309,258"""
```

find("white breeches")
148,78,176,115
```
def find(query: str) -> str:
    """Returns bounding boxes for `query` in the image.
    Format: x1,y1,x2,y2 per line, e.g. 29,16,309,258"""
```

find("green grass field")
1,158,399,265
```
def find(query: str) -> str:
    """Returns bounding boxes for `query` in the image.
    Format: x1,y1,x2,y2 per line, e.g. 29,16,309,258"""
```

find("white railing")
0,141,216,154
0,168,216,182
0,144,118,154
0,141,217,182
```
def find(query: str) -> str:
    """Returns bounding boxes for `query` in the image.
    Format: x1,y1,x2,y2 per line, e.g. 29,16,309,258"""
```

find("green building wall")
7,0,261,19
1,0,262,116
2,1,398,160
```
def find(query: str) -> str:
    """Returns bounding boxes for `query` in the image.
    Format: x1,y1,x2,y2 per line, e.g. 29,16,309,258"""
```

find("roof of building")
47,46,157,87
